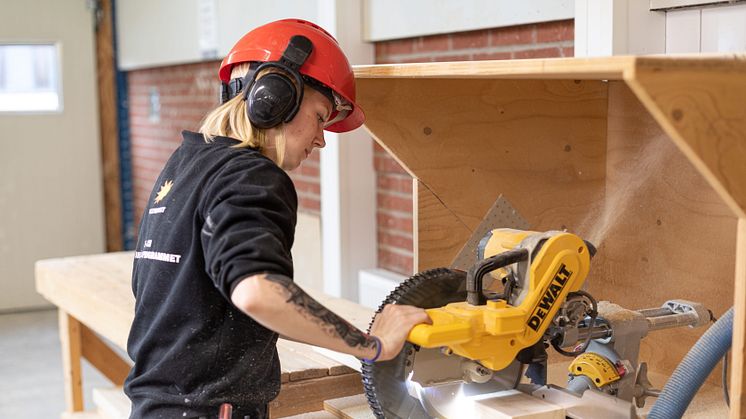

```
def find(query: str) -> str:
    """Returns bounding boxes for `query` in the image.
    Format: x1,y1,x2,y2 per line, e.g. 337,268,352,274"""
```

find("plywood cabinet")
354,56,746,417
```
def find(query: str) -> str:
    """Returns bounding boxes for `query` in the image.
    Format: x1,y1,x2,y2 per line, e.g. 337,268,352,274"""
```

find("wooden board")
80,324,131,385
278,339,356,383
269,373,363,418
415,180,472,271
731,218,746,419
354,56,638,80
278,411,337,419
324,394,376,419
61,412,106,419
626,57,746,219
36,252,134,349
95,0,123,252
279,339,356,377
358,77,608,272
59,311,84,412
587,82,736,384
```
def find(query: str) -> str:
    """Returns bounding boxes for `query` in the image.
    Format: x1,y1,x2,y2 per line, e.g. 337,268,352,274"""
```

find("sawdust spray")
577,137,668,248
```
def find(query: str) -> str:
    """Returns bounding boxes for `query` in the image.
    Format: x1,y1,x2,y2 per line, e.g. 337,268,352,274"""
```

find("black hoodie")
124,130,297,418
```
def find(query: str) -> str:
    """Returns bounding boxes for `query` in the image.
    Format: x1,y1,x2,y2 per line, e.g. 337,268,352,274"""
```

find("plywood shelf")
355,54,745,81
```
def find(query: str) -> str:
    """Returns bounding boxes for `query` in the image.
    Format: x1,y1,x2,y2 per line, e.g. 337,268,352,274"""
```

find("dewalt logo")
527,264,573,331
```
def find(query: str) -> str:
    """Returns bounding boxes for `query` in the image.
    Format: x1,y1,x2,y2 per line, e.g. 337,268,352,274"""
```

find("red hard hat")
219,18,364,133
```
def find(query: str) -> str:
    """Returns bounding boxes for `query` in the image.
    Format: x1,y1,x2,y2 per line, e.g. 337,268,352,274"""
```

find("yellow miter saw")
361,228,713,419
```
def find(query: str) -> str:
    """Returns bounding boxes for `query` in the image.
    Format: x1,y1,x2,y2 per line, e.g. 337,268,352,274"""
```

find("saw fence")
354,55,746,418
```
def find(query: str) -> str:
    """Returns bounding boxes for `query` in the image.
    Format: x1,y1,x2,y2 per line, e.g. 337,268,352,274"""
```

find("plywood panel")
627,57,746,219
358,78,608,269
414,181,471,271
589,81,736,381
731,218,746,419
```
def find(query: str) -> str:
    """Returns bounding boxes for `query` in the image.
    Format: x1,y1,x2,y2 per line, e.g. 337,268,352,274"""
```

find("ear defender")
243,35,314,129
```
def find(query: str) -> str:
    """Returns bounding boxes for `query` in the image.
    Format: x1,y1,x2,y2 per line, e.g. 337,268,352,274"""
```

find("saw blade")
405,357,523,419
361,268,522,418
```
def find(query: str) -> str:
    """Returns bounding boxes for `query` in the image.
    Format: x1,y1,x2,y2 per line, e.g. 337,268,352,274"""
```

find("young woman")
123,19,429,419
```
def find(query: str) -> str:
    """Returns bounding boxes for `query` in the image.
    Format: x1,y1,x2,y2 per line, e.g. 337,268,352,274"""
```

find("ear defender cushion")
243,35,312,129
246,72,300,129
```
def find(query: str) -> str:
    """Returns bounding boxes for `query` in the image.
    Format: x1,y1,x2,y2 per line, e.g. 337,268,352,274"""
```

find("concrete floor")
0,309,112,418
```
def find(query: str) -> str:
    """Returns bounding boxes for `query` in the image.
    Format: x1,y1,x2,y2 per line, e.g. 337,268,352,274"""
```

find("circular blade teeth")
361,268,467,418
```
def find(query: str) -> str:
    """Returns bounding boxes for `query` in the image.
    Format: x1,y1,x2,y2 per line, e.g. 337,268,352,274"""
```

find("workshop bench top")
35,251,375,416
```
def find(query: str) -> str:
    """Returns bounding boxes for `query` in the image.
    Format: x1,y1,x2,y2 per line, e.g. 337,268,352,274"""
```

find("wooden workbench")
35,251,373,418
354,55,746,418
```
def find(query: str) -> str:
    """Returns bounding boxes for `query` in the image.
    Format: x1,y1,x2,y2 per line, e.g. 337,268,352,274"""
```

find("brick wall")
128,61,216,229
291,150,321,215
373,19,574,275
128,61,322,230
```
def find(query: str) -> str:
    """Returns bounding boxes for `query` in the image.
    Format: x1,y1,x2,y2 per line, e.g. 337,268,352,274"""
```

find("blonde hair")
199,63,287,167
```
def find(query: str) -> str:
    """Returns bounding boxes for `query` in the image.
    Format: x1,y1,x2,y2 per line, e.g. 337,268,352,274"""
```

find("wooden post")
731,218,746,418
95,0,123,252
58,310,84,412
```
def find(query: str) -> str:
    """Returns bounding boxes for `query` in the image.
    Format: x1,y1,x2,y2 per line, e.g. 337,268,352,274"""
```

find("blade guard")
407,231,591,371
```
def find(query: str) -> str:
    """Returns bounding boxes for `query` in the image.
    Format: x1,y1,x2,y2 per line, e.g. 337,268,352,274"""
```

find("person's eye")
318,114,325,123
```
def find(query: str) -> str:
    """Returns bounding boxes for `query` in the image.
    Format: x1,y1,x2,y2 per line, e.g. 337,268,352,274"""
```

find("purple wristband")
362,335,382,363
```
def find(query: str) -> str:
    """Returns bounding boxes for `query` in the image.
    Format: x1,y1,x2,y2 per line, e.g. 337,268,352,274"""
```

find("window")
0,44,61,112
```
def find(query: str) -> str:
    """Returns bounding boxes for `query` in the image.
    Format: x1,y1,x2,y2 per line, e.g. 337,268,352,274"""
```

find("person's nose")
314,130,326,149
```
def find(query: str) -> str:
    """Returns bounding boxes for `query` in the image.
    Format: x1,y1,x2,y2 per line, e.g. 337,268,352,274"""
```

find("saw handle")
466,248,528,305
408,322,472,347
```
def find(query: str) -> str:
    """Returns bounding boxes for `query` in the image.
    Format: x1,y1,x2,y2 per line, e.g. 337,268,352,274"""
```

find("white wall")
0,0,105,311
667,4,746,53
116,0,322,70
318,0,377,302
363,0,573,41
117,0,576,70
575,0,666,57
576,0,746,57
291,213,323,291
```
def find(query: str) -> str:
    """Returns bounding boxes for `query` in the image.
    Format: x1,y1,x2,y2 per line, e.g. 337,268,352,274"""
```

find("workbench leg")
59,310,84,412
731,218,746,419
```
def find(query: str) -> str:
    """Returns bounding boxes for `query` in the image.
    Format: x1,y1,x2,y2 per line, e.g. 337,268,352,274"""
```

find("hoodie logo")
154,180,173,204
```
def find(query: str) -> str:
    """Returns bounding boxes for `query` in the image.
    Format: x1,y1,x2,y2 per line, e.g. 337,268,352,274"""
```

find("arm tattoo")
262,273,378,352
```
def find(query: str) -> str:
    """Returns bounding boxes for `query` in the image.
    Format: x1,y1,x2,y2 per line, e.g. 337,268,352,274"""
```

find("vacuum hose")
647,307,733,419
